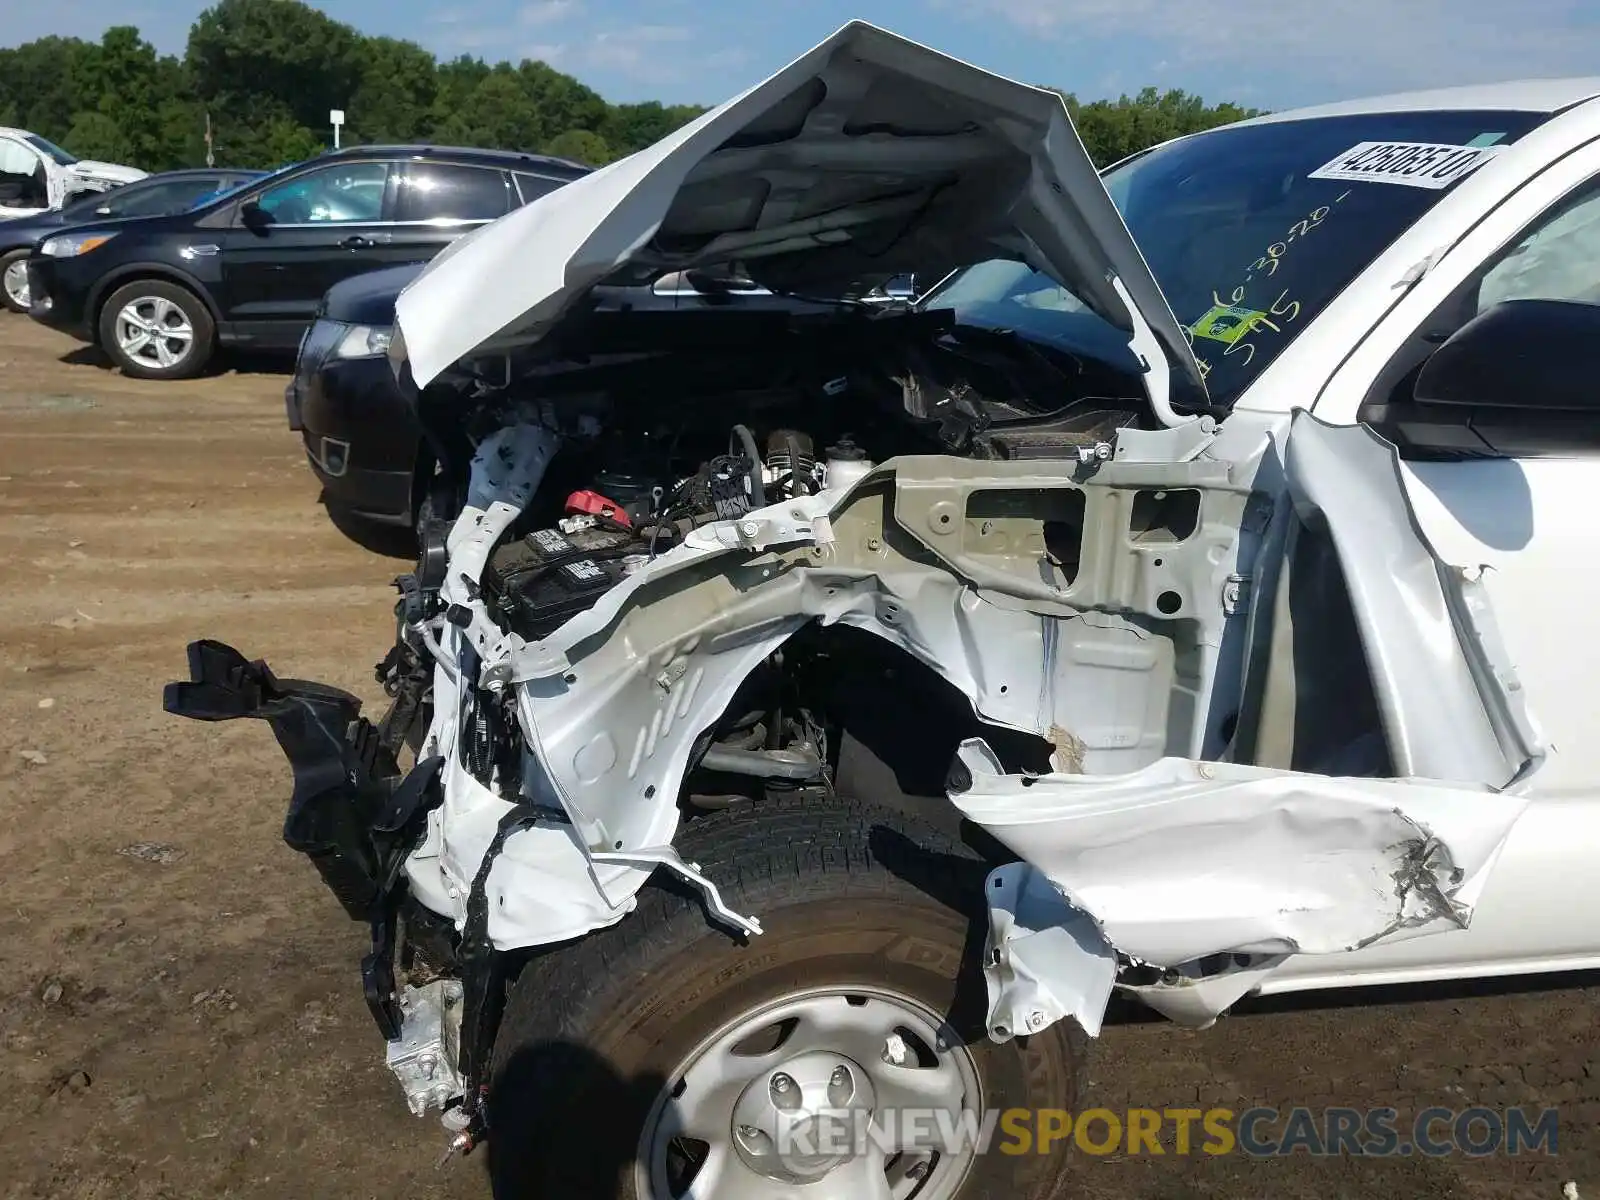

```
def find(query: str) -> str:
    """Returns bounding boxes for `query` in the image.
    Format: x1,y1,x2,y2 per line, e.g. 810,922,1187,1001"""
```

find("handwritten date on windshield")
1241,190,1349,281
1189,190,1347,370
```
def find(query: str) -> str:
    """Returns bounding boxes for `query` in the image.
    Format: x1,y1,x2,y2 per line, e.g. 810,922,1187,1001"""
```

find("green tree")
544,128,612,166
62,110,128,162
1055,86,1260,167
457,69,545,151
93,27,200,169
3,2,1253,179
602,101,707,155
257,114,324,165
518,59,608,141
428,54,491,140
351,36,437,143
186,0,361,162
0,36,101,137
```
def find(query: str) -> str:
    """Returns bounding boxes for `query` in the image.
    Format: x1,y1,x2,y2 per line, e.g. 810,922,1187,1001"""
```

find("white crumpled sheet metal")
950,738,1530,971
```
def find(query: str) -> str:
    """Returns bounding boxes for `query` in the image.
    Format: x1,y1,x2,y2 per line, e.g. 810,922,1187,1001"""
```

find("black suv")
26,145,590,379
1,168,264,313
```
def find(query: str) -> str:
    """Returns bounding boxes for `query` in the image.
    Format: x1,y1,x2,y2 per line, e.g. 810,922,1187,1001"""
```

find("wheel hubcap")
637,986,981,1199
2,260,27,308
114,296,194,370
731,1052,878,1182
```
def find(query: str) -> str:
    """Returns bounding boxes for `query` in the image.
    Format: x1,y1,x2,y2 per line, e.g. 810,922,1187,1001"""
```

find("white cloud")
977,0,1600,96
573,24,695,82
521,41,568,64
520,0,578,26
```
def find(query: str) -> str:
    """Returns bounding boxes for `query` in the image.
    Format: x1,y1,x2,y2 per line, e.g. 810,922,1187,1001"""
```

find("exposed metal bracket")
1113,416,1218,464
981,863,1117,1042
386,980,467,1117
588,845,764,938
1222,572,1251,616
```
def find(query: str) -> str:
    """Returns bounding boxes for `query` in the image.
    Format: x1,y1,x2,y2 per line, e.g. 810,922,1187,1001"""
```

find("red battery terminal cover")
564,489,632,528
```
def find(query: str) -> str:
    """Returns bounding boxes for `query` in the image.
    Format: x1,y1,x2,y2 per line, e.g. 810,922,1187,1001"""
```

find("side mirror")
1417,299,1600,412
240,199,271,232
1395,299,1600,456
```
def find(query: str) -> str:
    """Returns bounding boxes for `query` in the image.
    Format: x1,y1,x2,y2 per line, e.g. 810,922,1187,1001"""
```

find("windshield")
191,161,300,212
23,133,76,166
192,175,261,208
924,109,1551,406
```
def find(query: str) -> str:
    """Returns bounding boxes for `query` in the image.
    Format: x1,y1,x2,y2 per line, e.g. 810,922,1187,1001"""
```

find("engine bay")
400,310,1157,817
481,421,876,642
450,309,1155,649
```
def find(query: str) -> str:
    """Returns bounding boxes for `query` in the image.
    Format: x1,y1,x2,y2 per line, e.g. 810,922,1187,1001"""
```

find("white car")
168,23,1600,1199
0,127,146,220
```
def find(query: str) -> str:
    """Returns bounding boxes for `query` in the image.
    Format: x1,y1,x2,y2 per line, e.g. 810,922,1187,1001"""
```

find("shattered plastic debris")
118,842,186,865
1047,725,1088,773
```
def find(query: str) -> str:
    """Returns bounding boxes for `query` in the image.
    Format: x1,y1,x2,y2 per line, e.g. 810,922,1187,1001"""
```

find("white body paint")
391,28,1600,1038
0,127,145,221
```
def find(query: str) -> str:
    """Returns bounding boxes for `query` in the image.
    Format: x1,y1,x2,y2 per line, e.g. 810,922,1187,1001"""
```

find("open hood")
392,20,1206,418
67,161,147,189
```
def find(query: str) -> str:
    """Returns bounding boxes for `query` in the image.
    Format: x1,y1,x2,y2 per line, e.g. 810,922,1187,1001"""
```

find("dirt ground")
0,313,1593,1200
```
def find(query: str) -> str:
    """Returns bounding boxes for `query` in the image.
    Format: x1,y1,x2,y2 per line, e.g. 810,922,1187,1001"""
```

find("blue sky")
13,0,1600,111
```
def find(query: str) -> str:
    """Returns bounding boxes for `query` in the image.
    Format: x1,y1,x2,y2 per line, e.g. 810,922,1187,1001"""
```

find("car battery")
482,525,647,641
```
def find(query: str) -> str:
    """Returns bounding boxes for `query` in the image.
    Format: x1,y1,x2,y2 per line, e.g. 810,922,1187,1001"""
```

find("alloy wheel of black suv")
1,248,33,313
98,280,216,379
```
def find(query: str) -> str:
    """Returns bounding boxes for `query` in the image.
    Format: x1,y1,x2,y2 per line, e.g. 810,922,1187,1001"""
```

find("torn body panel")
404,406,1543,1042
1272,413,1544,789
948,413,1545,1035
404,425,1262,951
951,740,1527,963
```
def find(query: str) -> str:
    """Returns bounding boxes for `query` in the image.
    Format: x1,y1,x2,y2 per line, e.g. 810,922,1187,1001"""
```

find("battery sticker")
1190,304,1265,345
562,559,606,583
1307,141,1502,190
531,527,570,554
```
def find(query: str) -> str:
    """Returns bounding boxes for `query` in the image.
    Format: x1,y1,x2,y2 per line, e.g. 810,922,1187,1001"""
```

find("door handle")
340,232,391,249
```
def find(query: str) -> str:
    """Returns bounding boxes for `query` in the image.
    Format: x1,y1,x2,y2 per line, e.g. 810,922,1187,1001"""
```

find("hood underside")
393,20,1205,415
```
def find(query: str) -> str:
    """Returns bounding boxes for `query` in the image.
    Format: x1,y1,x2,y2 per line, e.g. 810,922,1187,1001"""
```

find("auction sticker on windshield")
1190,304,1265,345
1307,141,1502,190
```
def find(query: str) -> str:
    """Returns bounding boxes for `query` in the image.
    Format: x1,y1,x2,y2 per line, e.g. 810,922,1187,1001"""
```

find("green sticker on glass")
1191,304,1264,345
1466,132,1505,147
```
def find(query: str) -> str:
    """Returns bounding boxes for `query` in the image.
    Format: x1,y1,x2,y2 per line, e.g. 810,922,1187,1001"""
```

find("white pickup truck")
166,21,1600,1200
0,127,145,220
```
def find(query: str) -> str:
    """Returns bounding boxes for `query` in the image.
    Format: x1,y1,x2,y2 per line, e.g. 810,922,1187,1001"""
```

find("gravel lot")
0,313,1593,1199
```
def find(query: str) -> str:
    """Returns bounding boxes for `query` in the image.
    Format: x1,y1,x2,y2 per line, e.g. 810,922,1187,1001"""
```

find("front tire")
488,799,1085,1199
98,280,215,379
0,248,31,314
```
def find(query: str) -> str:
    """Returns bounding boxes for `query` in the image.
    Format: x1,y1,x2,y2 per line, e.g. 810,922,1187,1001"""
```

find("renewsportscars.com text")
770,1106,1559,1158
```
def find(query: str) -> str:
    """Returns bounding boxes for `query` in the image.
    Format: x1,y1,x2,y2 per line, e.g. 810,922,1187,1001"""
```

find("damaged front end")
163,21,1551,1171
163,640,443,1043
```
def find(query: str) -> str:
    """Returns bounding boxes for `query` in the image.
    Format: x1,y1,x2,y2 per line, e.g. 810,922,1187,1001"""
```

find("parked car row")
2,126,919,533
1,168,265,312
20,144,591,378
